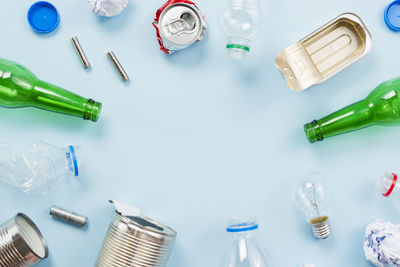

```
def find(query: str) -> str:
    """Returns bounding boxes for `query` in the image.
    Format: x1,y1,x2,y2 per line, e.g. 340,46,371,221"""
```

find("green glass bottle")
305,77,400,143
0,57,101,122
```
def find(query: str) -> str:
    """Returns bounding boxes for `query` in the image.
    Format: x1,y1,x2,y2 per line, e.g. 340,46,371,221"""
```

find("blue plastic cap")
27,1,60,33
385,0,400,31
226,221,258,233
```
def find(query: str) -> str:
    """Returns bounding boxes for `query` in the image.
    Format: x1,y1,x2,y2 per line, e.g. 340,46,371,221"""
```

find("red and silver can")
153,0,207,54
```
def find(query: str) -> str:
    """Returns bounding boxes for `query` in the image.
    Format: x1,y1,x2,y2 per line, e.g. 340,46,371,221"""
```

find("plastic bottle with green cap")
0,57,102,122
304,77,400,143
219,0,262,61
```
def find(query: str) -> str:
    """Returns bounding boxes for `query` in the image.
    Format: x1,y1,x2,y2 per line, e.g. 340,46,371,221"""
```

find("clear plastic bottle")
219,0,262,60
0,141,83,195
377,172,400,209
221,217,272,267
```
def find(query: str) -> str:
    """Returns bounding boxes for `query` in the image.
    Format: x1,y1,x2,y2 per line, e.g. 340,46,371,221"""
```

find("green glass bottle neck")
33,80,102,122
305,100,372,143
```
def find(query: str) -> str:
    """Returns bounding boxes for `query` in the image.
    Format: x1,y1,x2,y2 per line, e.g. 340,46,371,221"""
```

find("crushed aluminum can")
153,0,207,54
275,13,373,92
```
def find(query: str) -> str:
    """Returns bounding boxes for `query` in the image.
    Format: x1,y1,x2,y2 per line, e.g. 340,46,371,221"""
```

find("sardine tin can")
153,0,207,54
275,13,373,92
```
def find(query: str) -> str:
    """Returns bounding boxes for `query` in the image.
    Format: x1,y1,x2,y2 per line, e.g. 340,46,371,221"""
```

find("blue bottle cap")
385,0,400,31
27,1,60,33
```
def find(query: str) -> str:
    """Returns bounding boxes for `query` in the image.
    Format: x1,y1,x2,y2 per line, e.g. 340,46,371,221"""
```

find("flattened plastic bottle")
0,141,83,195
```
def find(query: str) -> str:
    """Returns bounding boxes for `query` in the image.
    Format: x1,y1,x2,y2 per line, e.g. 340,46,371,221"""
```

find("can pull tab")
109,200,141,217
167,12,196,34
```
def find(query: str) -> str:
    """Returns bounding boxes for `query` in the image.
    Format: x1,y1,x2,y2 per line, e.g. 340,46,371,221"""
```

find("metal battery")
275,13,373,92
0,213,48,267
50,205,88,227
107,51,129,81
153,0,207,54
71,36,90,69
95,200,177,267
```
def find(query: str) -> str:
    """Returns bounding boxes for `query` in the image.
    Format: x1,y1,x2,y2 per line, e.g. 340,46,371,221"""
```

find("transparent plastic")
219,0,262,60
377,172,400,210
293,173,332,239
0,141,83,195
221,217,272,267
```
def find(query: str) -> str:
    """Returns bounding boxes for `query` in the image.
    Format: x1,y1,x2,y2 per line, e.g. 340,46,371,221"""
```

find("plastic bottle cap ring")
27,1,60,33
384,0,400,31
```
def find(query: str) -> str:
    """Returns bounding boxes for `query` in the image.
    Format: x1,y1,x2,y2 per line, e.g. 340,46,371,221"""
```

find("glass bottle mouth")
83,99,102,122
304,120,323,143
226,217,258,233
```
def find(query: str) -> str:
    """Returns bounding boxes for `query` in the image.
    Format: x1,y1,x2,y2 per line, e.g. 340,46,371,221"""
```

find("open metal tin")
275,13,373,92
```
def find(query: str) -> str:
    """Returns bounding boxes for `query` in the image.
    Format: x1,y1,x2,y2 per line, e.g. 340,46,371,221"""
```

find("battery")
153,0,207,54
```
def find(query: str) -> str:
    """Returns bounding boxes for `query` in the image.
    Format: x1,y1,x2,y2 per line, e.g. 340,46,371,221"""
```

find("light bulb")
219,0,262,60
294,173,332,239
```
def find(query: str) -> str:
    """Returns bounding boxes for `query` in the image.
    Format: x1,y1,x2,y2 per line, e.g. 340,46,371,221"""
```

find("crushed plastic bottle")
221,217,272,267
0,141,83,195
219,0,262,61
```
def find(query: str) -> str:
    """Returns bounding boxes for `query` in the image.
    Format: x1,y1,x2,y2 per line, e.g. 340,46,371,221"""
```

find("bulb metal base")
311,218,331,239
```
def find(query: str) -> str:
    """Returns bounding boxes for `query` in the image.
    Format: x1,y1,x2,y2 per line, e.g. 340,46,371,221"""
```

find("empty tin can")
95,200,177,267
0,213,48,267
275,13,373,91
153,0,207,54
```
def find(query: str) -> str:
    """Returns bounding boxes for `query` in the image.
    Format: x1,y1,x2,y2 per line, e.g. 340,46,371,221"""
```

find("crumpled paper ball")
363,220,400,267
88,0,128,17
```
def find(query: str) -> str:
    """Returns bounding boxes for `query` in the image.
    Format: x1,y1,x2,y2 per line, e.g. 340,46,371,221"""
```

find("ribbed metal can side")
95,214,176,267
0,219,29,267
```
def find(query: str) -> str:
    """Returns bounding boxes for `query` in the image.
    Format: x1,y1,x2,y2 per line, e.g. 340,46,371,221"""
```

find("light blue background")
0,0,399,266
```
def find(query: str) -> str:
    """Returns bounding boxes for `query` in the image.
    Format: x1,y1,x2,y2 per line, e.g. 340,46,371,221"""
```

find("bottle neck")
304,100,372,143
32,80,101,122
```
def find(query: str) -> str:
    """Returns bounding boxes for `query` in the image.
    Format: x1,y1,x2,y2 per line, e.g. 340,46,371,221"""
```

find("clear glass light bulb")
294,173,332,239
219,0,262,61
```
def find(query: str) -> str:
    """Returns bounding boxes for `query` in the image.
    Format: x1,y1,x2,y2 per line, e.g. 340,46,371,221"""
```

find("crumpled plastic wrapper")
88,0,128,17
363,220,400,267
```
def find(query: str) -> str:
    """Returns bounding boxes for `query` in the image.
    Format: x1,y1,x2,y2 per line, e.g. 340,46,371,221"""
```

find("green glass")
305,77,400,143
0,57,101,122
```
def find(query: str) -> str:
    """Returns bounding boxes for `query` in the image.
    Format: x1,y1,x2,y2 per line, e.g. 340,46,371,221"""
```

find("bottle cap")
226,217,258,233
27,1,60,33
385,1,400,31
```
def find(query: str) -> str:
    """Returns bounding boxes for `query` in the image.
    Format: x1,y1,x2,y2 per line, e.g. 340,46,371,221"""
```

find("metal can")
153,0,207,54
95,200,177,267
275,13,373,92
0,213,48,267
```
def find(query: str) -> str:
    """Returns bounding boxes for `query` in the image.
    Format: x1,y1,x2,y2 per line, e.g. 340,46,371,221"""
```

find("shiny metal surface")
107,51,129,81
311,219,331,239
156,3,207,53
50,206,88,227
0,213,48,267
95,212,177,267
275,13,373,91
71,36,91,69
